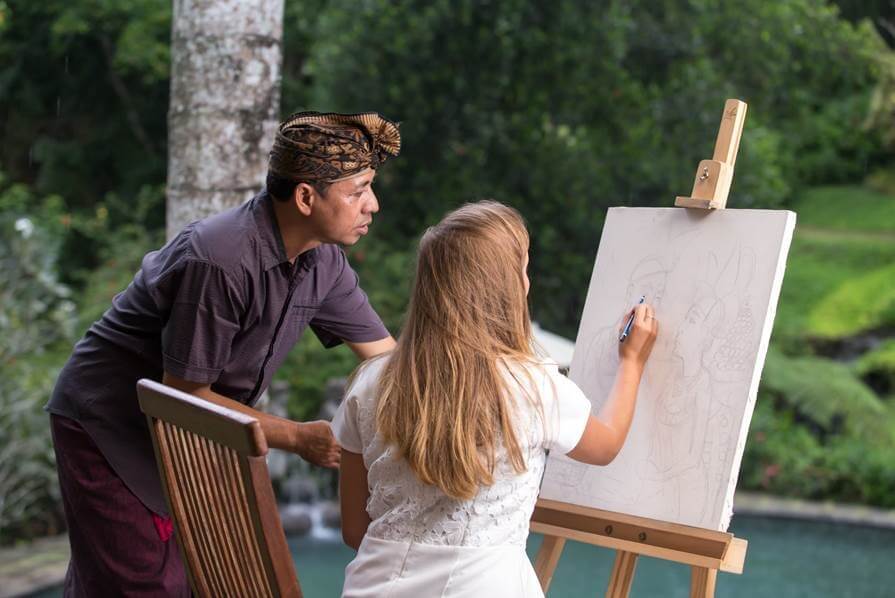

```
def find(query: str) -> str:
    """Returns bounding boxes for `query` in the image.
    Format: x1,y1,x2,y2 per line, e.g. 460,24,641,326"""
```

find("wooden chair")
137,379,302,598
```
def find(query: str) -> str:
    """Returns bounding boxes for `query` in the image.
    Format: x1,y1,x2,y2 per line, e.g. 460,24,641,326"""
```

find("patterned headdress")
268,111,401,183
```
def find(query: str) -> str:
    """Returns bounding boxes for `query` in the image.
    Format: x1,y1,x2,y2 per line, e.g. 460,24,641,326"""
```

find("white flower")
14,218,34,238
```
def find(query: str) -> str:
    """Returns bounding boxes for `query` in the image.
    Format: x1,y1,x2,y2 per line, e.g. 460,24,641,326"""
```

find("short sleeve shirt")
330,356,591,547
47,190,389,515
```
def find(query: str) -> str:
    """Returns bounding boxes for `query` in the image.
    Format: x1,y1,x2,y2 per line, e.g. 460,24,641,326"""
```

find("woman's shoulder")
502,355,586,406
345,352,392,401
502,355,563,383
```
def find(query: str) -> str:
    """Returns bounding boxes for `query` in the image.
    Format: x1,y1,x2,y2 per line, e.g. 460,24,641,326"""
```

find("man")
46,111,401,596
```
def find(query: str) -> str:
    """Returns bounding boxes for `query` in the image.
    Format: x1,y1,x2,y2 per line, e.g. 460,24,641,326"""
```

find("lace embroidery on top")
351,360,559,548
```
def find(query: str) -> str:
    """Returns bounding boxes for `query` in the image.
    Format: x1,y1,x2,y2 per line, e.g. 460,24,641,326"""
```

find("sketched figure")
559,257,669,505
636,247,756,526
577,257,668,402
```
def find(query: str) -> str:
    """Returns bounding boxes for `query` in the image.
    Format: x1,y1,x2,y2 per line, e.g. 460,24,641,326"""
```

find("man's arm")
162,373,340,468
345,335,396,360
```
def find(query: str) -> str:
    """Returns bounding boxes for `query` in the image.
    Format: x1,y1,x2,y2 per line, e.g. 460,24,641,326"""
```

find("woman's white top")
331,355,592,597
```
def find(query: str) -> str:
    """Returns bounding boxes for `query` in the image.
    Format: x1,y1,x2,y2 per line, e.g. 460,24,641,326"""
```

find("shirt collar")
253,189,321,272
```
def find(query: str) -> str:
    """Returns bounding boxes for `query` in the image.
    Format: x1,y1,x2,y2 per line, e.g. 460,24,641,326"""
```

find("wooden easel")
531,99,750,597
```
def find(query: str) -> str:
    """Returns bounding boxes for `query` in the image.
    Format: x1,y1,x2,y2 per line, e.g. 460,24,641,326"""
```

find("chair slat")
189,430,243,596
171,425,228,597
138,379,302,598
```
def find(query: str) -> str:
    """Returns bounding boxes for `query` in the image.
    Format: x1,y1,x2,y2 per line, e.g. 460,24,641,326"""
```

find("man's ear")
293,183,317,216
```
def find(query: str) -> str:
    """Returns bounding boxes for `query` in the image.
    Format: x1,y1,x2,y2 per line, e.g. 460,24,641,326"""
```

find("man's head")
266,111,401,245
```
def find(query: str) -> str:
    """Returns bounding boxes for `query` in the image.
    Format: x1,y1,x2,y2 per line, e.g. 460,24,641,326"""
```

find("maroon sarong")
50,414,190,597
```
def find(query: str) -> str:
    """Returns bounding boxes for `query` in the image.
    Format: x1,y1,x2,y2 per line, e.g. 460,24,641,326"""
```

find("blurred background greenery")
0,0,893,545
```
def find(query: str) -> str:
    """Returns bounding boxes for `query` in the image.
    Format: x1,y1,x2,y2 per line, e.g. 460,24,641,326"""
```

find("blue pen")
618,295,646,343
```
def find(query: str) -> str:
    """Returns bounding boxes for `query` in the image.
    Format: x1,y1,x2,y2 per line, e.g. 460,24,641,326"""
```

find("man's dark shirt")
46,190,388,515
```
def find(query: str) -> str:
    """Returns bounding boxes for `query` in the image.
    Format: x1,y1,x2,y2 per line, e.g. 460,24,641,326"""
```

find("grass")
807,263,895,339
742,184,895,507
772,186,895,344
790,185,895,233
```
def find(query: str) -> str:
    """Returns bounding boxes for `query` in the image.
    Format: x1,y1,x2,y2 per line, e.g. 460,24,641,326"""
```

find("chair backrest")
137,379,302,598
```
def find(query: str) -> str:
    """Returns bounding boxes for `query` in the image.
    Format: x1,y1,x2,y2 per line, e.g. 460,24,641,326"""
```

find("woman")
332,201,657,597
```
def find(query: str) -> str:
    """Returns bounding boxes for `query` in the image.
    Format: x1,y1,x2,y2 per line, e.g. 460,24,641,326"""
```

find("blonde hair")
375,201,535,500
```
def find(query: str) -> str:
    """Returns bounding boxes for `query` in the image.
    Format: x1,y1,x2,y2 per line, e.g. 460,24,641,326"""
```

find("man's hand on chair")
294,421,341,468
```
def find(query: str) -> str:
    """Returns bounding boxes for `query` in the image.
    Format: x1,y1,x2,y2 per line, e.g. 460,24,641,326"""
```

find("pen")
618,295,646,343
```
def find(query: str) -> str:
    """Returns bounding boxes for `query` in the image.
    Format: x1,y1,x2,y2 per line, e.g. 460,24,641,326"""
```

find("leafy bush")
743,390,895,507
302,0,892,336
75,219,162,332
741,347,895,507
0,183,76,544
855,340,895,396
761,349,893,443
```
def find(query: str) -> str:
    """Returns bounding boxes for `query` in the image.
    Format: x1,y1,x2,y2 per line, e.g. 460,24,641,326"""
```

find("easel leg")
689,566,718,598
605,550,638,598
534,535,566,594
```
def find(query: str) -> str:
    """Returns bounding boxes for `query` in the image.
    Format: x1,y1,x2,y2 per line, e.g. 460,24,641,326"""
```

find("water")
526,516,895,598
28,516,895,597
287,516,895,597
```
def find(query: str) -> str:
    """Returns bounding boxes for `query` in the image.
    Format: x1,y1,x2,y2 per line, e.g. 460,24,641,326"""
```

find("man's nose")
365,189,379,214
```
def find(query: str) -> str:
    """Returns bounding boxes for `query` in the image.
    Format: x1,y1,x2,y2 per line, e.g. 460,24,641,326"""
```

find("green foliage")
866,167,895,196
792,185,895,232
0,180,76,543
806,263,895,339
773,186,895,347
747,316,895,507
745,188,895,507
0,0,892,539
0,0,170,200
75,220,162,331
855,340,895,396
344,233,414,333
302,0,892,336
761,350,893,443
0,0,170,283
743,397,895,506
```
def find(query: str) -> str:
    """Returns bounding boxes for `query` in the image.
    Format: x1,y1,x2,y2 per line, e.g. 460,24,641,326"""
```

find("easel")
531,99,750,597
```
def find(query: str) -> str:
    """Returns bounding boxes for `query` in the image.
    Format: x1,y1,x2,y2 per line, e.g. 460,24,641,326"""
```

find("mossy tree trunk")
166,0,284,239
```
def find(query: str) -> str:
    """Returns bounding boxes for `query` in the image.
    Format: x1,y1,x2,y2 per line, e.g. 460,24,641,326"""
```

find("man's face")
311,169,378,245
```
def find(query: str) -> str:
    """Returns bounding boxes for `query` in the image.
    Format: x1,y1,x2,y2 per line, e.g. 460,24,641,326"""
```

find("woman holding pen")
331,200,658,597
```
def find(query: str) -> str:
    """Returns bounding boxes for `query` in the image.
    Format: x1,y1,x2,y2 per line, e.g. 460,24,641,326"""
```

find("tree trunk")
166,0,284,239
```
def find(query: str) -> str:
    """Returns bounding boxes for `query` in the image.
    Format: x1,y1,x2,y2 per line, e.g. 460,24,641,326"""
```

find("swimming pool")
30,515,894,596
288,515,895,597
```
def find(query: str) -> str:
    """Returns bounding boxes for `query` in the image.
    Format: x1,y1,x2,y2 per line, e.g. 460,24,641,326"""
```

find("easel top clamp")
531,98,749,598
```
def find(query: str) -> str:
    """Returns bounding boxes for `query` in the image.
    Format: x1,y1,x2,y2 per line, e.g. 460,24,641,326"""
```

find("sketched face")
674,295,722,360
674,304,705,357
628,271,667,307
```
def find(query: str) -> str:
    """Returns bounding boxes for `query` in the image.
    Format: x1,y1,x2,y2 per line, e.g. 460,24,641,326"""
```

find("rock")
279,503,312,536
319,500,341,529
318,377,347,421
282,474,318,504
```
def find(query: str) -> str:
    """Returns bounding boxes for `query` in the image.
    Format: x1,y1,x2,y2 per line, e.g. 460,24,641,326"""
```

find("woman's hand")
568,303,660,466
294,420,341,468
618,303,658,369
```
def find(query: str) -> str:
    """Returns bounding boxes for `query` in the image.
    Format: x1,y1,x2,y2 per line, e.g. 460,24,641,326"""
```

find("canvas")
539,207,796,531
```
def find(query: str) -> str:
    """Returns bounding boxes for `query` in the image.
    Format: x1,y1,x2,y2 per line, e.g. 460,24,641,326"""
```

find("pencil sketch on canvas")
539,207,796,531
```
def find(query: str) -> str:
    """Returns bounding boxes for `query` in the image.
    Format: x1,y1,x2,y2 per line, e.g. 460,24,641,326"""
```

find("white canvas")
539,207,796,531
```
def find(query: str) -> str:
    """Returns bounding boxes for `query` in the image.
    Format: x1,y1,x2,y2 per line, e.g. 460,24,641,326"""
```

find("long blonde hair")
375,201,535,500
